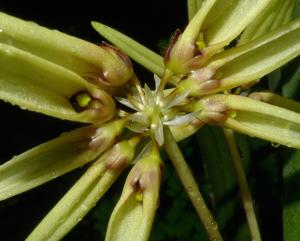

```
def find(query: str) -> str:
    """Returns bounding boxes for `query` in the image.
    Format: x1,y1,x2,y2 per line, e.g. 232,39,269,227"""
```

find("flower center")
116,75,197,146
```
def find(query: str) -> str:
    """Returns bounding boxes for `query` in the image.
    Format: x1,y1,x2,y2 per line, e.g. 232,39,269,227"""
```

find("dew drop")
4,48,11,55
51,171,58,179
210,221,218,230
81,204,89,211
286,142,292,148
271,142,280,148
186,186,193,193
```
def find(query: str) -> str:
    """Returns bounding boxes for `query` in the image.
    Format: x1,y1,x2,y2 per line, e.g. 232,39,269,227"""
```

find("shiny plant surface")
0,1,300,241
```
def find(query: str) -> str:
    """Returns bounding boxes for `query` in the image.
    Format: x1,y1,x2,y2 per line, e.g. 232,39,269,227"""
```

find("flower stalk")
164,126,223,241
223,128,261,241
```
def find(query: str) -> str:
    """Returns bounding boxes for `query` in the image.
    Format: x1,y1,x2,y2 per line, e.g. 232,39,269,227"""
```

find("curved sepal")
0,120,124,201
202,0,271,47
0,12,133,86
249,92,300,113
166,0,271,73
0,44,115,123
105,145,161,241
238,0,295,45
26,137,138,241
194,94,300,148
183,19,300,97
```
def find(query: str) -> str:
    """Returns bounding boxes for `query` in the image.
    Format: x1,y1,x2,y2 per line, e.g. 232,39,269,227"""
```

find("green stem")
223,128,262,241
164,126,223,241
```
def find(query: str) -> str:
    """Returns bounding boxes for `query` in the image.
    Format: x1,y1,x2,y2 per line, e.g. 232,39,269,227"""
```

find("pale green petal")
187,0,203,20
166,0,217,73
105,147,161,241
198,94,300,148
0,43,115,123
271,0,295,29
249,92,300,113
0,120,124,201
202,0,271,47
0,12,133,86
26,138,137,241
205,19,300,94
167,0,271,73
238,0,294,45
91,22,164,77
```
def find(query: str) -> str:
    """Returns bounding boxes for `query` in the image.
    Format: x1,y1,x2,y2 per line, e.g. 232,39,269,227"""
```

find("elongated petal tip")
93,43,134,87
105,145,161,241
0,12,134,89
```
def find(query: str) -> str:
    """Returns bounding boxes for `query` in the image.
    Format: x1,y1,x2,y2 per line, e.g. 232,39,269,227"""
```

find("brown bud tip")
99,43,134,86
201,100,229,123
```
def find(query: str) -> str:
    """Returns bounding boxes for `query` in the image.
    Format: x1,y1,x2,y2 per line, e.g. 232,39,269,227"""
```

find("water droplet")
4,49,11,55
81,204,89,211
76,217,82,223
210,221,218,230
286,142,292,148
186,186,193,192
271,142,280,148
51,171,58,178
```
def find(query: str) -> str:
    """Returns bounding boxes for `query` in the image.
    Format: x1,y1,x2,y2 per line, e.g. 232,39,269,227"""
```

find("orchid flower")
0,1,300,241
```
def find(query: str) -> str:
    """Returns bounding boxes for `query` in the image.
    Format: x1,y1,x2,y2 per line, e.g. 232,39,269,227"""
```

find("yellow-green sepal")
196,94,300,148
0,119,125,201
0,43,115,123
26,136,138,241
198,19,300,95
105,145,161,241
249,92,300,113
238,0,295,45
0,12,133,86
202,0,271,47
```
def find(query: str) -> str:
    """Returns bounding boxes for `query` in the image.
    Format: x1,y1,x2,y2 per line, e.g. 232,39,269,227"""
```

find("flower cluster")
0,1,300,241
